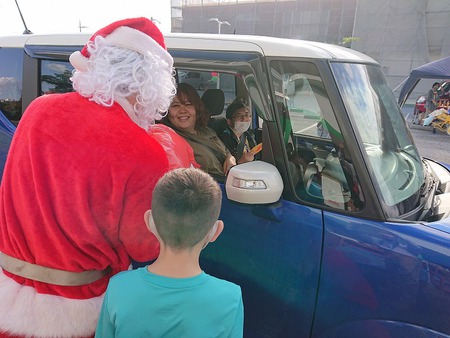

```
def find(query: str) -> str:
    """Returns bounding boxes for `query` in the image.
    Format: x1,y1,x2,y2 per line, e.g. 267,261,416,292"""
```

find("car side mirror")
225,161,283,204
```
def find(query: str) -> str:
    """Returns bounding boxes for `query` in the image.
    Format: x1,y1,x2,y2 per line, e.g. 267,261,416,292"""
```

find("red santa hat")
70,17,172,72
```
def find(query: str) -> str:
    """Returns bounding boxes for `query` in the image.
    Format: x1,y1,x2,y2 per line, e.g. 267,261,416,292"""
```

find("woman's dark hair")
175,82,210,127
225,97,248,119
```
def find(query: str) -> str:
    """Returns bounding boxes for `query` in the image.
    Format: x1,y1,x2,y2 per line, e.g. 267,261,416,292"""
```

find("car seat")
202,89,227,135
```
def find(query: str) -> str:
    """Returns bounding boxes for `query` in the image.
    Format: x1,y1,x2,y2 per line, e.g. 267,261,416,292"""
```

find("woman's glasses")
233,113,251,121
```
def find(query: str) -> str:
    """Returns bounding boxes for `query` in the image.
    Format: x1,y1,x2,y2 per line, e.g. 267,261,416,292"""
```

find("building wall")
176,0,357,43
173,0,450,102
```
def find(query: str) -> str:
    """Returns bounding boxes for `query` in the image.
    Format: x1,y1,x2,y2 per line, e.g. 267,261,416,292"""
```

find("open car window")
270,60,365,212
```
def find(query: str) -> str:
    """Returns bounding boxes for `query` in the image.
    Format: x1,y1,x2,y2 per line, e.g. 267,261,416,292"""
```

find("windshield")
331,62,424,218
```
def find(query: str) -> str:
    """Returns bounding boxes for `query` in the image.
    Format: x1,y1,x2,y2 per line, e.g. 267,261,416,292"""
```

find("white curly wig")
71,35,176,130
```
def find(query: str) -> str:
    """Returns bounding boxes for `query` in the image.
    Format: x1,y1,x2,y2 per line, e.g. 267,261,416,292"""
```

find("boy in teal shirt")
95,168,244,337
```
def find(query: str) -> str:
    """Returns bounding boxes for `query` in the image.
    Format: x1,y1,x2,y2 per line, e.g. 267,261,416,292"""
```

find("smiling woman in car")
164,82,236,179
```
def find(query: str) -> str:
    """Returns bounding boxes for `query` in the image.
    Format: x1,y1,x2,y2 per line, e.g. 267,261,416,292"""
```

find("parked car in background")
3,32,450,337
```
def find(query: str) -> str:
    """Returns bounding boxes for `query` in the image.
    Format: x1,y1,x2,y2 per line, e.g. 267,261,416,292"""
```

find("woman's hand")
237,151,255,164
223,154,236,175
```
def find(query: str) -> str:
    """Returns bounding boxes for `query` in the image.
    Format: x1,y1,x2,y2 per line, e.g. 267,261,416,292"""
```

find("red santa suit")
149,124,200,170
0,18,187,338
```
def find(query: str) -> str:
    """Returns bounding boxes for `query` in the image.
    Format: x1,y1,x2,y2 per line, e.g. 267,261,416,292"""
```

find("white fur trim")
0,269,104,337
106,26,173,66
69,51,89,72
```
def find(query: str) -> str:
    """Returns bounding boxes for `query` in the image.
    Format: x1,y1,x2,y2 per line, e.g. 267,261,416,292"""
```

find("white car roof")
0,32,376,63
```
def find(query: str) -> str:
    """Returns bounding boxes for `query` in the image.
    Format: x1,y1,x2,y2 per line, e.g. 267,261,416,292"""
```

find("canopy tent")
398,56,450,106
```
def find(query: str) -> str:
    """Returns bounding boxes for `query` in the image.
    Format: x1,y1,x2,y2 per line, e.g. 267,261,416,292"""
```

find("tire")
447,126,450,136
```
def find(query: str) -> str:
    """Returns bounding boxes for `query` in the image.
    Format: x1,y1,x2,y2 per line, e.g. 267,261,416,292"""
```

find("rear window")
41,60,74,95
0,48,23,122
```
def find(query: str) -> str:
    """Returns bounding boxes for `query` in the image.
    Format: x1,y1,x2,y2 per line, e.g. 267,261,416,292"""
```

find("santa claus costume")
0,17,194,337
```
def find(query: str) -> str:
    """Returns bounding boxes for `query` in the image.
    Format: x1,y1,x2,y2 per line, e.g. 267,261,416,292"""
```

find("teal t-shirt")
95,267,244,338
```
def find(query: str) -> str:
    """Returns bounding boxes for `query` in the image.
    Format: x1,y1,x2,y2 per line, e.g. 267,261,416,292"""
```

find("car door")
196,58,324,337
201,187,323,338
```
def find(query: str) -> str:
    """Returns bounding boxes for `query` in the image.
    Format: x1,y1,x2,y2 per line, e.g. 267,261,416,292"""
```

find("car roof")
0,32,377,63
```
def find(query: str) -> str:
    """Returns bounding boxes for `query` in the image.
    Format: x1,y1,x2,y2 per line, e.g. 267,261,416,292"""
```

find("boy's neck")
147,246,203,278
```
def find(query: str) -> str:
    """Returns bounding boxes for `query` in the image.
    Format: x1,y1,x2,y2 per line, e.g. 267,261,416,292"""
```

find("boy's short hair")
151,168,222,250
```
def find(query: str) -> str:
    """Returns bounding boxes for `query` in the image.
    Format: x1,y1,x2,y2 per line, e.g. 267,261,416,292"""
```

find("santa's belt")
0,252,111,286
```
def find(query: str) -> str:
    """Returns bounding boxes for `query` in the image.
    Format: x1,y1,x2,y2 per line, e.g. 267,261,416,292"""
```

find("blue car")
2,33,450,337
0,110,15,180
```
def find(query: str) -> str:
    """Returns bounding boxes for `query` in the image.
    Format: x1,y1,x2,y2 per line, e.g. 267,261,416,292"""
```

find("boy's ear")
144,210,151,230
209,220,224,243
144,210,158,235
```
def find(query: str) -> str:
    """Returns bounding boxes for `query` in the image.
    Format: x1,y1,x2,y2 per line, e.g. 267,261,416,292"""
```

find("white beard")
0,269,104,337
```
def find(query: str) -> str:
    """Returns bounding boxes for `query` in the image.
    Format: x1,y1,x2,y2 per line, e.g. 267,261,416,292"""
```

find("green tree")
41,70,74,94
339,36,360,48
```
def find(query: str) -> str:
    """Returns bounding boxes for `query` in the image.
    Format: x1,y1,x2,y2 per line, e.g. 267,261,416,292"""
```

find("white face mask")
233,121,251,134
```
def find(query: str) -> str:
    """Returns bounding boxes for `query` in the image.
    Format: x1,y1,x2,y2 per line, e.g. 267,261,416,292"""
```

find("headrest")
201,89,225,116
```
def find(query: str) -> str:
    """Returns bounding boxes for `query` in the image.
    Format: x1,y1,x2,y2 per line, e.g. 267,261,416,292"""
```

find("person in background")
165,82,236,178
0,17,186,338
95,168,244,338
422,82,440,125
219,97,258,164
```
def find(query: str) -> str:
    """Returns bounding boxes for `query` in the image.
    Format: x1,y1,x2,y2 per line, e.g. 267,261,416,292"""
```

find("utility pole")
14,0,32,34
78,20,88,32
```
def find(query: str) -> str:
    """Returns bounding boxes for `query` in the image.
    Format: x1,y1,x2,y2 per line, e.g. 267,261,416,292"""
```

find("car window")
332,62,423,217
270,60,365,212
177,68,237,107
177,70,212,91
40,60,74,95
0,48,23,123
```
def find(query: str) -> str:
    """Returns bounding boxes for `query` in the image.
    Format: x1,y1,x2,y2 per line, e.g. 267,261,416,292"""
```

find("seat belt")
236,134,246,160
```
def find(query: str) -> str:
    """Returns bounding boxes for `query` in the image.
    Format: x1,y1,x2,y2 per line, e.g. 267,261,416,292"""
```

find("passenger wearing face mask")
219,97,258,164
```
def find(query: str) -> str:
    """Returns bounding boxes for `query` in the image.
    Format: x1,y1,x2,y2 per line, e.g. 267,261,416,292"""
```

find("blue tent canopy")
398,56,450,106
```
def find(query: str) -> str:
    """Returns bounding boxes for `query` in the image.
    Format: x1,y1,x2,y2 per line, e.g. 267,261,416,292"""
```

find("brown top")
175,126,230,177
